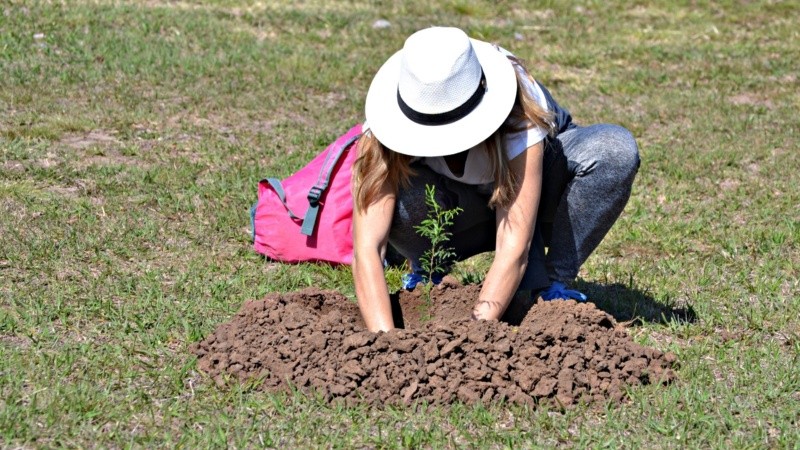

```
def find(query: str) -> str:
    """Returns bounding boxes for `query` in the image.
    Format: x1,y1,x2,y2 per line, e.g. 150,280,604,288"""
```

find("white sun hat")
365,27,518,157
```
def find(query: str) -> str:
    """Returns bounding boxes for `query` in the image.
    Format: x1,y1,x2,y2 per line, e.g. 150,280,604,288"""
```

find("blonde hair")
353,56,554,212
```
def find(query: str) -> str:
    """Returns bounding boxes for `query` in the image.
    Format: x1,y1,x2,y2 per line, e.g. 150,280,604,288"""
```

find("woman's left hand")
471,299,505,320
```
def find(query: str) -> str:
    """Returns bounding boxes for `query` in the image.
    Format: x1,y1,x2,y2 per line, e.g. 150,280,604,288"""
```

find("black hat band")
396,72,486,126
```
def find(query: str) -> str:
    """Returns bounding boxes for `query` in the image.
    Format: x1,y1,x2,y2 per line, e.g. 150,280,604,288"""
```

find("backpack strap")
251,178,299,244
300,132,361,236
265,178,301,220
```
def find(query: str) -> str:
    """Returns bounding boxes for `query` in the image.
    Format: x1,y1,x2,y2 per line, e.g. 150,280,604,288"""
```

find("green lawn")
1,1,798,448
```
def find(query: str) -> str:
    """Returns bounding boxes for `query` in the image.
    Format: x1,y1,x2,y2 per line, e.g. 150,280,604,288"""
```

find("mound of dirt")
191,281,676,407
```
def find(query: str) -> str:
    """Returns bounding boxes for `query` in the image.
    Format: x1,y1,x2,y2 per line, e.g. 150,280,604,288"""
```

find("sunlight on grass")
1,0,798,447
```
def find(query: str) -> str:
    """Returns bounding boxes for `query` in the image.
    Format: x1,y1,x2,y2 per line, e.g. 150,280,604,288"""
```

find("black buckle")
307,186,324,205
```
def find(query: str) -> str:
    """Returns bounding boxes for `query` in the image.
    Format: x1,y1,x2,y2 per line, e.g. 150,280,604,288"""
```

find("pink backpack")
251,124,362,265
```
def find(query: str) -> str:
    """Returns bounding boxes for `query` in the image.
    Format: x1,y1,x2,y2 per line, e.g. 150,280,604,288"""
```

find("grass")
1,0,798,447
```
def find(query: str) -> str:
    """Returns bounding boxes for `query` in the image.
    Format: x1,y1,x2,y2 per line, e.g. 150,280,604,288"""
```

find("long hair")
353,56,554,212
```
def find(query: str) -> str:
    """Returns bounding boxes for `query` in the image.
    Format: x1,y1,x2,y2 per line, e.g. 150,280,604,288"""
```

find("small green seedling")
414,184,463,306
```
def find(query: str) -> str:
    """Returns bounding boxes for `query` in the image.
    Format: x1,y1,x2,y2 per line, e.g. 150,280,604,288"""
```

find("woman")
352,27,639,332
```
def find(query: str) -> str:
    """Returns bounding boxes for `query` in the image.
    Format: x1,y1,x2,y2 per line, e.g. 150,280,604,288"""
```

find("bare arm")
472,141,544,320
352,181,397,332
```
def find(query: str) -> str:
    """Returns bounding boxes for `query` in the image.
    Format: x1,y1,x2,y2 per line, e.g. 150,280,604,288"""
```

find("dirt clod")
191,284,676,407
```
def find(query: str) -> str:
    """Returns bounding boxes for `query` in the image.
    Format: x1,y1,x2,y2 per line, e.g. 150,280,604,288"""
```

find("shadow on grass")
574,280,697,325
497,280,696,327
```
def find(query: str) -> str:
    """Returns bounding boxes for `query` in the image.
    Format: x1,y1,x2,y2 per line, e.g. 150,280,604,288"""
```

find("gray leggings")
388,123,640,291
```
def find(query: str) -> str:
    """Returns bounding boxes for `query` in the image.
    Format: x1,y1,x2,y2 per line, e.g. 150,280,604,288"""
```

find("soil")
191,278,677,408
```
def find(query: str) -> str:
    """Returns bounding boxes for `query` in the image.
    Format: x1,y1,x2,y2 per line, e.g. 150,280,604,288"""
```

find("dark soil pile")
191,280,676,407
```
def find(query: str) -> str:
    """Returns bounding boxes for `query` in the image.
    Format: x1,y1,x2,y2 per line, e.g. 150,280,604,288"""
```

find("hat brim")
365,39,517,157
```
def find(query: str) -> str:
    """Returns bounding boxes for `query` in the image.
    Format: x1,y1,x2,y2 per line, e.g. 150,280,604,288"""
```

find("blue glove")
539,281,587,302
402,272,444,290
